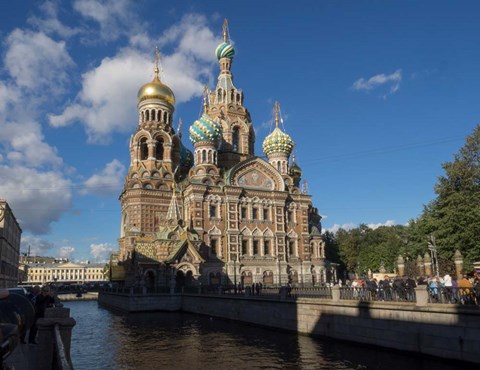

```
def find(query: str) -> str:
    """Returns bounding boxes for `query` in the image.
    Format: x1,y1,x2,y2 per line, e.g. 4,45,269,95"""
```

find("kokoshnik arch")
112,20,337,288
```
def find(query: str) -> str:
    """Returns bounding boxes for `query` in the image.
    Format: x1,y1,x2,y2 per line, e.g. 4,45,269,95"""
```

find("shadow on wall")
310,299,479,369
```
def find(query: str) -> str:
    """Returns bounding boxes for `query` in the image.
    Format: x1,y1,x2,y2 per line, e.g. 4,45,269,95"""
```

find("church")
112,20,336,289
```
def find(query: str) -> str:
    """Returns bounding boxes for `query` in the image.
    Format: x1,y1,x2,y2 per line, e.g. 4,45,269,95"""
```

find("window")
209,205,216,218
241,207,247,219
253,240,259,255
140,138,148,160
264,240,270,256
241,240,248,255
288,241,295,256
211,239,217,256
252,208,258,220
232,127,239,151
263,209,268,221
155,139,164,160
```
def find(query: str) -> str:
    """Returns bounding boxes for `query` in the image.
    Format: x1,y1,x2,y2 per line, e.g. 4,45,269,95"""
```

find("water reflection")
66,301,466,370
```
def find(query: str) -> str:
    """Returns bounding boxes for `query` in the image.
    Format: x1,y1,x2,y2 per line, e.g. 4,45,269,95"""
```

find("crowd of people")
338,272,480,304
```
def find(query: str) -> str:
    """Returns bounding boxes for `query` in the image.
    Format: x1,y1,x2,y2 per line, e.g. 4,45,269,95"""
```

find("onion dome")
290,155,302,177
216,42,235,60
215,19,235,60
262,101,294,157
137,49,175,106
189,113,222,145
263,127,294,157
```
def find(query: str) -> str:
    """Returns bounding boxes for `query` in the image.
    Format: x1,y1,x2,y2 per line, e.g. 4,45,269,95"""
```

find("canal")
65,301,464,370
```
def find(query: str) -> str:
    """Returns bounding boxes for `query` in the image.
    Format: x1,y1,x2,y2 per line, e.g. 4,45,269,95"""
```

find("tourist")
28,286,55,344
458,275,473,304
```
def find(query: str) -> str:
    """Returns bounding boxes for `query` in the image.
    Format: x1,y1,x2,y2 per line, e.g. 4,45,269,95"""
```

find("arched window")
157,110,161,121
155,138,164,160
241,240,248,255
202,150,206,162
139,138,148,160
145,110,150,121
232,127,239,151
141,111,145,123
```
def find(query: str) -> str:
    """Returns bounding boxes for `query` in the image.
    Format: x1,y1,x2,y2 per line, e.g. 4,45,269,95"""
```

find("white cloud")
4,29,74,92
352,69,402,97
20,235,55,257
58,246,76,259
73,0,139,41
326,223,358,234
49,13,219,143
81,159,126,196
27,1,80,38
326,220,397,234
0,165,72,234
366,220,396,230
90,243,115,263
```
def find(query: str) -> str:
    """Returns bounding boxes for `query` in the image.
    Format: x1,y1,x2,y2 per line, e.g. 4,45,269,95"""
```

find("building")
22,261,106,286
114,20,336,288
0,199,22,288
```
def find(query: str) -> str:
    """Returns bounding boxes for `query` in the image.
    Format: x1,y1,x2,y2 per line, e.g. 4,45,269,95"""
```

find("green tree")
419,125,480,270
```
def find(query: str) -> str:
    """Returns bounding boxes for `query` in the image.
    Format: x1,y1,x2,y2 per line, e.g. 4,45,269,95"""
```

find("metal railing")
427,286,479,305
339,287,417,302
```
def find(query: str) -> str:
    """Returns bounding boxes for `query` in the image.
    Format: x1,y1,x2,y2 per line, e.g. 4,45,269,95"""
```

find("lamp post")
233,258,237,294
300,259,304,288
428,234,440,278
278,256,282,287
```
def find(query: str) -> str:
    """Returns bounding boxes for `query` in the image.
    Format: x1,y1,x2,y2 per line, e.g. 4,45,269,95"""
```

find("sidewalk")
3,342,37,370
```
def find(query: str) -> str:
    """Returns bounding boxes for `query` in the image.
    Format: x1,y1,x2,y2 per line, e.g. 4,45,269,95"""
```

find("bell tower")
207,19,255,170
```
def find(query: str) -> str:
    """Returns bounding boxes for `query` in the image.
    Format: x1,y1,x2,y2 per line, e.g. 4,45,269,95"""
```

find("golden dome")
137,48,175,106
137,75,175,106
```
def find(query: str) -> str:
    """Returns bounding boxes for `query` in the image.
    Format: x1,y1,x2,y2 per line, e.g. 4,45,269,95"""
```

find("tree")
419,125,480,270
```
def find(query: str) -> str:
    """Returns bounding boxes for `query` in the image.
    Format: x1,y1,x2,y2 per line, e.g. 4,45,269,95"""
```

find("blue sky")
1,1,478,262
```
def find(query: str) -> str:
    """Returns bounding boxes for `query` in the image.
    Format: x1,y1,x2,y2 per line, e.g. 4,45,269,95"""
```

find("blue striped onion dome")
262,127,294,157
189,113,223,145
215,42,235,60
180,142,193,167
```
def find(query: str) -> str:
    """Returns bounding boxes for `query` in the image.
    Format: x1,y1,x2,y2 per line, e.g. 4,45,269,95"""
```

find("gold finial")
274,101,280,128
154,47,160,80
222,18,228,43
203,85,208,113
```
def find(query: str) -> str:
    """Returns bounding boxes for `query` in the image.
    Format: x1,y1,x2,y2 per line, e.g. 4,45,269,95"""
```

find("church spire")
274,101,280,129
203,85,208,113
154,46,160,81
166,183,181,223
223,18,228,42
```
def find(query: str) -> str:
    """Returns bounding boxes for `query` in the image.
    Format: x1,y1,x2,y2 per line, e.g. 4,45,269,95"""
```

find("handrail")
53,323,73,370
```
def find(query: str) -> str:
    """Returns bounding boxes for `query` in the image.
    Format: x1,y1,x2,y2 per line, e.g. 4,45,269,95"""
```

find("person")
19,286,40,344
28,286,55,344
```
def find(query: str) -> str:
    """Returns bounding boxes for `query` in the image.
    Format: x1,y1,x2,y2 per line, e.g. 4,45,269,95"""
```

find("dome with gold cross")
262,102,294,157
215,19,235,60
189,86,222,145
137,49,175,106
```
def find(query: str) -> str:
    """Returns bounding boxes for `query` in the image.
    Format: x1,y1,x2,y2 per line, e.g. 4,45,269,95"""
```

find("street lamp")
278,256,282,287
428,234,440,277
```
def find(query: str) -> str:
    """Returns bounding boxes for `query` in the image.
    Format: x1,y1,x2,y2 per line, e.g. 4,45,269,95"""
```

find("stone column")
416,255,424,276
424,252,432,276
397,255,405,277
36,307,76,370
454,250,464,280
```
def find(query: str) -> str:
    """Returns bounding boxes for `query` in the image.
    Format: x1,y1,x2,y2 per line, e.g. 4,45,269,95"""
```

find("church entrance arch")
145,270,155,288
176,271,185,288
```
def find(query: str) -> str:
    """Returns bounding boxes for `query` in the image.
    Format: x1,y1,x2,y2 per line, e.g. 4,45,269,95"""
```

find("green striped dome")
262,127,294,157
189,113,223,145
215,42,235,60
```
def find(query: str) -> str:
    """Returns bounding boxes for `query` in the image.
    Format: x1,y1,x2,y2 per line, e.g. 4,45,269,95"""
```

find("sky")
0,0,479,263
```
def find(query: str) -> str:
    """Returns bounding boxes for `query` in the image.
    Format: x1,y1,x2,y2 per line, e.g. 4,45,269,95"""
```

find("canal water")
65,301,464,370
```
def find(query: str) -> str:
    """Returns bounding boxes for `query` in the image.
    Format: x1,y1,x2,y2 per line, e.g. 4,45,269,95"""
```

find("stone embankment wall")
98,289,480,365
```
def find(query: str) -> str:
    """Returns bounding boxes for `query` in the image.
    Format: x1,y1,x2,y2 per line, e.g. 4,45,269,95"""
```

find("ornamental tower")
207,19,255,170
262,101,294,176
118,49,193,261
189,86,223,183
